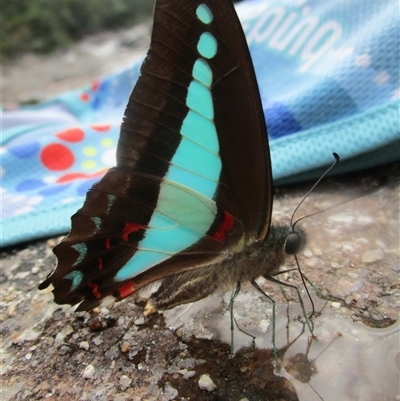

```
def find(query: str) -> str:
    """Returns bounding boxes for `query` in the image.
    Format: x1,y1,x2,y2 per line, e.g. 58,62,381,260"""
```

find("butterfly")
39,0,307,317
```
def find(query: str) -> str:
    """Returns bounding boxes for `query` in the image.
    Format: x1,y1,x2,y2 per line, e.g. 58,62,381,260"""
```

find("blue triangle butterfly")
39,0,306,315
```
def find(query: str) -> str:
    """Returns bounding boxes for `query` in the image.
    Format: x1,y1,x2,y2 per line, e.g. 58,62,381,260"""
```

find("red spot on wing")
105,238,112,249
98,258,103,271
88,282,102,299
117,280,137,300
122,222,147,242
56,128,85,142
213,211,235,241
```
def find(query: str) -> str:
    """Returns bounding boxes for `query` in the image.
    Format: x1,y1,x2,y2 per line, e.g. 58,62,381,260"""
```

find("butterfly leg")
227,282,257,355
228,282,240,355
250,279,279,368
263,274,315,338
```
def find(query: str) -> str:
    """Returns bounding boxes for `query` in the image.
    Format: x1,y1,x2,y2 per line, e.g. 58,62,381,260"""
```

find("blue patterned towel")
2,0,399,247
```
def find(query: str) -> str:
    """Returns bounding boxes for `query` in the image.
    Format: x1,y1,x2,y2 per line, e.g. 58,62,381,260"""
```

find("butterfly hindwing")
39,0,272,311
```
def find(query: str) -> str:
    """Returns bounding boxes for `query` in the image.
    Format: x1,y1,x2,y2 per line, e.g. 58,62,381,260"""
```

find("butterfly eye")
284,232,302,255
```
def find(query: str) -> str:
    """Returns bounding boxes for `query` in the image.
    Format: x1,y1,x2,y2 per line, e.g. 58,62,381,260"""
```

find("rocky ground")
2,163,398,401
2,24,399,401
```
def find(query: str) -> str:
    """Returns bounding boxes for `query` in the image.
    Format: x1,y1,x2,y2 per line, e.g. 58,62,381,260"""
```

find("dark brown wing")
39,0,272,311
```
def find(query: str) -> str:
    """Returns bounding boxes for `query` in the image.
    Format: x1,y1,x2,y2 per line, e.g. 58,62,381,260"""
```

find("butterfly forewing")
39,0,272,311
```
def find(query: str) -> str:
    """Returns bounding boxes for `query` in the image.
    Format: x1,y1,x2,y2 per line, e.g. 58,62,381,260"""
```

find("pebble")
105,345,120,360
259,319,270,333
194,329,213,340
175,328,184,337
58,345,72,355
137,362,148,371
342,242,355,252
82,364,95,379
92,336,103,346
303,249,313,258
163,383,179,400
79,341,90,350
120,341,131,353
89,317,103,331
347,272,359,279
14,271,30,279
119,375,132,391
305,257,319,268
198,374,217,392
134,316,145,325
7,303,17,317
55,324,74,343
47,238,57,247
179,368,196,379
313,247,322,256
362,249,384,263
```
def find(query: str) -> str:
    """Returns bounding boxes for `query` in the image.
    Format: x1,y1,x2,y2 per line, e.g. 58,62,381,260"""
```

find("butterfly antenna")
290,153,339,320
291,153,340,228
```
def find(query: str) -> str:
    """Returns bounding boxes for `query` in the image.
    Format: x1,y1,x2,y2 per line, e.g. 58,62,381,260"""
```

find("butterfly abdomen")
142,225,306,314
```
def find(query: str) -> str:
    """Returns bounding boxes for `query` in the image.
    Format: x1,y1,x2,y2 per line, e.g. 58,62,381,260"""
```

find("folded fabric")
2,0,399,247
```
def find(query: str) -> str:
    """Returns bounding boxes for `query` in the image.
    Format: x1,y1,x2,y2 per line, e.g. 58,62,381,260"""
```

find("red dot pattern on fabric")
56,128,85,142
91,124,111,132
41,143,75,171
80,93,90,102
92,80,100,92
56,170,104,183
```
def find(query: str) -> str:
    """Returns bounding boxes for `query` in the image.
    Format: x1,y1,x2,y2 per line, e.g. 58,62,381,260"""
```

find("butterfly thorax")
243,224,306,277
143,225,306,315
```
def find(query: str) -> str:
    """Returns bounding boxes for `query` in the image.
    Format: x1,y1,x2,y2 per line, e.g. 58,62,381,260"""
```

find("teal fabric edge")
2,100,399,248
2,123,59,144
270,100,400,181
1,200,83,248
275,139,400,186
20,90,89,118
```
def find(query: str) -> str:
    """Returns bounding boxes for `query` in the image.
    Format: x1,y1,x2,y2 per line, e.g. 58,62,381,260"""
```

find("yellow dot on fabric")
83,146,97,157
82,160,97,170
101,138,114,148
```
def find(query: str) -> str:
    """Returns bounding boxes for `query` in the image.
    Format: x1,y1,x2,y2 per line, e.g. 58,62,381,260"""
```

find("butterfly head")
265,224,307,255
254,224,307,280
284,226,307,255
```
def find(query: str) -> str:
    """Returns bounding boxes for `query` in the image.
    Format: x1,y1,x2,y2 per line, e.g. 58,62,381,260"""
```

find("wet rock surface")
1,163,399,401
